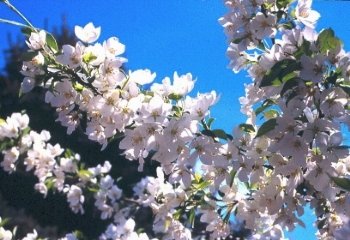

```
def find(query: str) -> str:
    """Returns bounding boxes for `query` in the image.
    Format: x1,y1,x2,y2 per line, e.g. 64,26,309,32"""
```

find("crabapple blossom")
300,54,327,83
104,36,125,57
250,12,277,39
295,0,321,28
22,230,38,240
74,22,101,43
66,185,85,214
26,30,46,50
56,42,85,68
0,218,13,240
2,0,350,238
150,72,195,97
129,69,156,85
0,229,12,240
1,147,19,173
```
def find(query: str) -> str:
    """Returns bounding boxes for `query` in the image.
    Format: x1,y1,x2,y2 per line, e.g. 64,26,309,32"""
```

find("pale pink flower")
250,12,277,39
26,30,46,50
0,223,13,240
300,54,326,83
296,0,320,28
75,22,101,43
56,43,85,68
129,69,156,85
104,36,125,57
66,185,85,214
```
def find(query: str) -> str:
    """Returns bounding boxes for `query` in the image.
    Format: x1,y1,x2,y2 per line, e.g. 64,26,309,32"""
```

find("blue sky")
1,1,350,239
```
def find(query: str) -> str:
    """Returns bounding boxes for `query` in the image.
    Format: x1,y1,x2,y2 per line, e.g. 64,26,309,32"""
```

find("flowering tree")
1,0,350,239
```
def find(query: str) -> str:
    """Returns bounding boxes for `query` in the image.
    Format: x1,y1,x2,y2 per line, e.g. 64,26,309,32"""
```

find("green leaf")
88,187,99,193
276,0,293,9
201,129,232,141
325,69,341,86
173,209,182,220
217,190,225,198
339,79,350,87
172,105,183,117
239,123,255,133
290,9,296,18
276,10,284,22
78,169,93,179
188,208,196,228
331,176,350,191
317,218,327,230
21,26,35,36
263,109,279,119
44,178,55,191
136,228,145,235
73,82,84,92
193,180,210,190
207,117,215,129
83,52,97,63
280,77,300,97
212,129,232,140
201,129,215,138
282,71,297,82
0,139,14,151
46,32,59,53
64,148,74,158
256,118,277,138
228,170,237,187
21,51,38,61
260,59,301,87
255,99,276,116
164,217,172,229
194,173,202,183
107,131,125,144
0,218,10,227
262,2,274,11
232,36,246,44
340,84,350,96
279,22,294,30
294,39,312,58
73,230,85,240
257,41,267,51
317,28,342,53
286,89,298,105
22,127,31,136
168,93,182,101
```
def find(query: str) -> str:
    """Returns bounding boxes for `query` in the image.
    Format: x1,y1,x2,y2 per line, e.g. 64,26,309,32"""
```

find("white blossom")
295,0,320,28
75,22,101,43
26,30,46,50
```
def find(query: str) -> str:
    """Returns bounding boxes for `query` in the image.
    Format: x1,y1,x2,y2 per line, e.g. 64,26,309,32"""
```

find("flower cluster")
0,113,147,239
1,0,350,239
220,0,350,238
0,217,38,240
22,23,218,158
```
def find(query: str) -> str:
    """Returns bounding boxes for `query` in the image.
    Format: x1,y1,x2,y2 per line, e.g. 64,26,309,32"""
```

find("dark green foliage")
255,118,277,138
317,28,342,54
259,59,301,87
331,176,350,191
